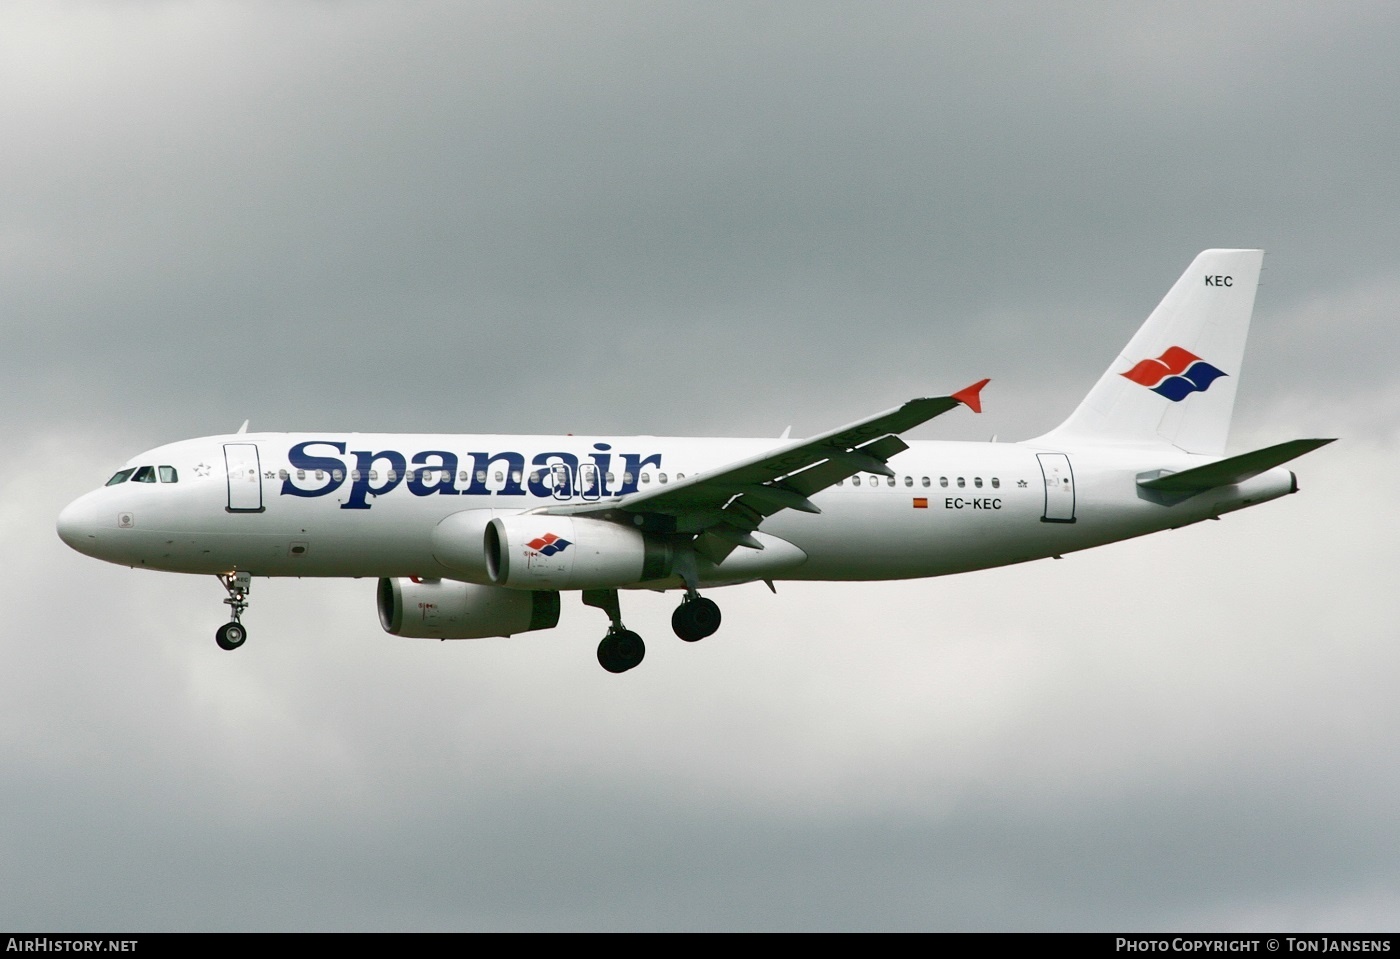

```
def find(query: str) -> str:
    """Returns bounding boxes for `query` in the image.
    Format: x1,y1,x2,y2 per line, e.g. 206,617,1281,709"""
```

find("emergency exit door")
1037,452,1076,523
224,444,264,512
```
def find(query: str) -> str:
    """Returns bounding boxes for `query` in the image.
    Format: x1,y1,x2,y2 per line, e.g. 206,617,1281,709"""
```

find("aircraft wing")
544,380,987,561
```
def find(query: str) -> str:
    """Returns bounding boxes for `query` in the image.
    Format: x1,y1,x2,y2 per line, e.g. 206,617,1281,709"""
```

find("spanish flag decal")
913,498,928,509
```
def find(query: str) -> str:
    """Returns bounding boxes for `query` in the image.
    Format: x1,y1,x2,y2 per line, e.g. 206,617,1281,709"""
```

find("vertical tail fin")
1035,249,1263,454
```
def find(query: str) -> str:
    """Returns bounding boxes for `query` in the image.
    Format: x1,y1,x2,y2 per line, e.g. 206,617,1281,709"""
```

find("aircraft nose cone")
56,495,101,554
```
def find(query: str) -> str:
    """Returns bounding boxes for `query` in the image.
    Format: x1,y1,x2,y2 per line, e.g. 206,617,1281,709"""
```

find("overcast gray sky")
4,1,1397,931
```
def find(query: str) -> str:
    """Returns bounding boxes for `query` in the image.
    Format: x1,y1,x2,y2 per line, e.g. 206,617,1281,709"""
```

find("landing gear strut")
215,571,251,651
583,588,645,674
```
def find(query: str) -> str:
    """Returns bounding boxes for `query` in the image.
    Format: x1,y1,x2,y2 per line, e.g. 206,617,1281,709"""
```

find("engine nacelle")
485,515,673,590
430,508,506,583
377,578,560,639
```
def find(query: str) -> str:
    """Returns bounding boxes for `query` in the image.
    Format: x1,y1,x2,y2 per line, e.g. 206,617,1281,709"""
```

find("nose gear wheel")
215,571,252,651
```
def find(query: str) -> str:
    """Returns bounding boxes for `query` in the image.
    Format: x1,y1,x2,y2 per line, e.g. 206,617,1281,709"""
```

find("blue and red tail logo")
526,533,572,557
1121,346,1228,402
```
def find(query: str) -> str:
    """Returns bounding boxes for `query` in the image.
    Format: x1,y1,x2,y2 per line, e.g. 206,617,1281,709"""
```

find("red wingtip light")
952,378,990,414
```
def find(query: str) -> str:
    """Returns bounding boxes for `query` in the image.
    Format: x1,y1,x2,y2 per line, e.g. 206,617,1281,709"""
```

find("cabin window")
332,469,343,482
974,477,983,488
459,470,470,482
676,473,685,480
607,472,616,484
106,469,135,486
623,472,634,485
992,477,1000,489
297,469,306,480
658,473,668,484
851,475,862,487
904,476,913,487
370,470,379,482
939,477,948,488
836,479,844,487
279,469,289,481
158,466,178,483
957,477,965,488
530,471,541,484
132,466,156,483
922,476,931,488
886,476,895,487
512,470,522,484
492,471,502,483
641,473,651,484
475,470,486,483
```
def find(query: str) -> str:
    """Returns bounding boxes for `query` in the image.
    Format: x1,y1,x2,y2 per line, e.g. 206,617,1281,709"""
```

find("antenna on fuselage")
236,420,249,434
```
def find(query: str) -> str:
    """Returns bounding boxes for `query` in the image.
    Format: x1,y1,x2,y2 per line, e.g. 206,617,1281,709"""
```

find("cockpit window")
131,466,157,483
158,466,178,483
106,468,136,486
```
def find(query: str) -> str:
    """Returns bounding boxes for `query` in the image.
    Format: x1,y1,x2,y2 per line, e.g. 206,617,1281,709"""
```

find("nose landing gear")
215,621,247,651
215,571,251,651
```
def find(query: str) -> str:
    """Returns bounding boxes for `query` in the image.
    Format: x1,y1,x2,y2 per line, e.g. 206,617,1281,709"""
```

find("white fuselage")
56,431,1297,587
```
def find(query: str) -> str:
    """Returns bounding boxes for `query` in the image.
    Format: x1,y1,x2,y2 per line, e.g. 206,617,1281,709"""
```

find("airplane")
57,249,1333,673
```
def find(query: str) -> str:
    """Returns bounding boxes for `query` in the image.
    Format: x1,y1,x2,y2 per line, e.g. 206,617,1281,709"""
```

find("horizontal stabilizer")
1138,438,1335,494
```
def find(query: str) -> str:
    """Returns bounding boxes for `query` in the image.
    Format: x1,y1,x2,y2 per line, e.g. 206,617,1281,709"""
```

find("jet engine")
377,577,560,639
430,508,504,583
485,515,673,590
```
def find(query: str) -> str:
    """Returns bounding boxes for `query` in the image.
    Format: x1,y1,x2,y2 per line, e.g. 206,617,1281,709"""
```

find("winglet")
952,379,990,414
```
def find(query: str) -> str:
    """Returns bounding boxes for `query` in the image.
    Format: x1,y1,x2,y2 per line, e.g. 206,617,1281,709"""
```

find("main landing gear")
215,571,251,651
597,628,646,674
672,595,721,643
583,587,723,674
584,589,644,673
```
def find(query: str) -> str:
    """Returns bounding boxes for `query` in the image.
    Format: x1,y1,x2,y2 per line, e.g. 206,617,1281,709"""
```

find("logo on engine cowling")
526,533,572,557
